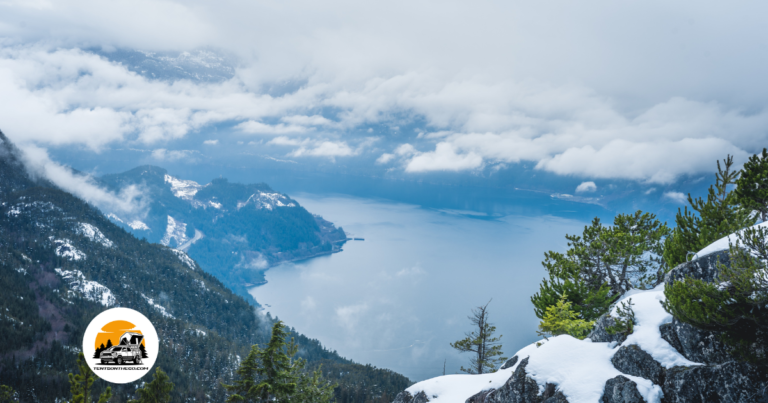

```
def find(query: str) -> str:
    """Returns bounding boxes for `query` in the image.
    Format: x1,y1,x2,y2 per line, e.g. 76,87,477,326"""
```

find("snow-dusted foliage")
171,249,197,270
52,238,86,261
54,268,116,306
141,293,174,318
77,223,114,248
405,285,697,403
237,192,296,211
165,174,202,200
160,215,188,248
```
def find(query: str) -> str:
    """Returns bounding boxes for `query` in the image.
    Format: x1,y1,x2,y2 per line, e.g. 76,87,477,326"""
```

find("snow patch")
52,238,86,261
176,229,204,252
164,174,202,200
170,249,197,270
141,293,174,318
128,220,150,231
406,285,696,403
54,268,115,306
15,267,27,275
693,221,768,259
78,223,113,248
106,213,124,223
160,216,188,248
237,192,296,211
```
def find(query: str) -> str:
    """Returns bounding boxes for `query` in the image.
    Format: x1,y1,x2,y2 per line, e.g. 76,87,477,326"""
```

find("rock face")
659,318,733,365
611,345,665,386
465,358,570,403
663,250,729,286
663,362,768,403
500,355,518,370
393,391,430,403
601,376,645,403
588,314,628,344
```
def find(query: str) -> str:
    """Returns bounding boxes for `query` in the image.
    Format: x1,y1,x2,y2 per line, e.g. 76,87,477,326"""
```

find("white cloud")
0,2,767,182
644,188,657,195
376,153,395,164
18,143,147,217
151,148,196,161
663,191,688,204
203,139,218,145
335,303,369,330
575,181,597,193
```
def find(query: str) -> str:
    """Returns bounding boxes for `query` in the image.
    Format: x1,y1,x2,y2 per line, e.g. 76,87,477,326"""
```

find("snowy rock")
52,239,86,261
78,223,113,248
658,318,732,365
610,345,665,386
161,215,188,248
128,220,150,231
393,391,430,403
165,174,202,200
601,376,645,403
483,358,544,403
500,356,518,370
662,362,768,403
55,268,115,306
588,315,627,344
664,250,729,286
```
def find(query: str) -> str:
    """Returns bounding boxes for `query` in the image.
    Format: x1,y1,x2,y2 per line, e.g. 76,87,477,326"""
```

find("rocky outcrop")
601,376,645,403
500,355,518,370
659,317,733,365
662,362,768,403
588,314,628,344
610,345,665,386
663,250,729,286
393,390,430,403
465,358,570,403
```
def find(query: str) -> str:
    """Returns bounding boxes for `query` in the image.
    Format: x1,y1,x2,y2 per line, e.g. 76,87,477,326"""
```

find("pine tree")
735,148,768,222
663,225,768,363
664,156,755,267
67,352,112,403
536,293,594,340
223,321,336,402
129,367,174,403
0,385,18,403
450,301,506,374
532,211,667,322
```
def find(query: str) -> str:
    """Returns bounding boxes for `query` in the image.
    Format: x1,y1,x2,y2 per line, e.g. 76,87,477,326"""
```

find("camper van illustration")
99,332,145,365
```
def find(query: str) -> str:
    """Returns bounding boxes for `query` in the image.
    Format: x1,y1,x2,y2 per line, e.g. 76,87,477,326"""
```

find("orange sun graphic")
94,320,145,350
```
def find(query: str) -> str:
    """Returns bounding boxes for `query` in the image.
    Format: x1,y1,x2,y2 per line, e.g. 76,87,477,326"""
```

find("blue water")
250,194,587,382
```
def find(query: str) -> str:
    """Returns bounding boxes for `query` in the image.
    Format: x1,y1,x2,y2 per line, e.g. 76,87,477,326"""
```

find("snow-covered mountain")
98,165,347,305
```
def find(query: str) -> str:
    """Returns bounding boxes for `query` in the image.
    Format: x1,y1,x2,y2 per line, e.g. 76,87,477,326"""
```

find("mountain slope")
0,132,408,402
97,165,347,305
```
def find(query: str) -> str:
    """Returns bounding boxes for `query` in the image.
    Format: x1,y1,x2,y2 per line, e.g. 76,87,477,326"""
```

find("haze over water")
251,194,586,381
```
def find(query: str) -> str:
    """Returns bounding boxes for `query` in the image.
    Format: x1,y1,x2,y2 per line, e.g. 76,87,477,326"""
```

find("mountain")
0,132,409,402
392,246,768,403
97,165,347,305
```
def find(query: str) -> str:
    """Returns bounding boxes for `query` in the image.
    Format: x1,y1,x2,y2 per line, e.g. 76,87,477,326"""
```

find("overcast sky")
1,0,767,196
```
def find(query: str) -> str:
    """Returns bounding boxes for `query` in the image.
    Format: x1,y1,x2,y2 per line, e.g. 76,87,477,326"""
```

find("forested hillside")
97,165,347,305
0,132,409,402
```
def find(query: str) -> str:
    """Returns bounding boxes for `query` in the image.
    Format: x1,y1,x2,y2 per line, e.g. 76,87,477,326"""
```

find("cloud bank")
0,0,767,185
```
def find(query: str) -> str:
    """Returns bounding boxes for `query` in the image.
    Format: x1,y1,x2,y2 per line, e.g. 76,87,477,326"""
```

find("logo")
83,308,158,384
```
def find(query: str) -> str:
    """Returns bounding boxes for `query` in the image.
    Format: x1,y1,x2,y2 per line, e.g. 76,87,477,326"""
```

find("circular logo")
82,308,158,384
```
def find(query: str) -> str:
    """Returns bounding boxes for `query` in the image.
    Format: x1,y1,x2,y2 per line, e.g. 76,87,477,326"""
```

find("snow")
170,249,197,270
176,229,204,252
52,239,86,261
78,223,113,248
54,268,116,306
237,192,296,210
406,285,697,403
128,220,150,231
164,174,202,200
141,293,174,318
160,216,188,248
15,267,26,275
106,213,124,223
693,221,768,259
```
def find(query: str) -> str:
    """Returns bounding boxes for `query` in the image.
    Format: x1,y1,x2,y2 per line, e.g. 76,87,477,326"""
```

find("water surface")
250,194,586,381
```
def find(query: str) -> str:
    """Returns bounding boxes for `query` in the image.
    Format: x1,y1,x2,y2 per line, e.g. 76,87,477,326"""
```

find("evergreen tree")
223,321,336,402
735,148,768,222
129,368,174,403
664,155,755,267
67,353,112,403
0,385,18,403
536,293,594,340
662,225,768,364
450,301,506,374
532,211,667,322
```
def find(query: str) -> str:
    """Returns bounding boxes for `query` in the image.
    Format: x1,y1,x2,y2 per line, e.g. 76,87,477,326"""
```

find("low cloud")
663,191,688,204
268,136,377,160
18,143,148,217
151,148,197,161
575,181,597,193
